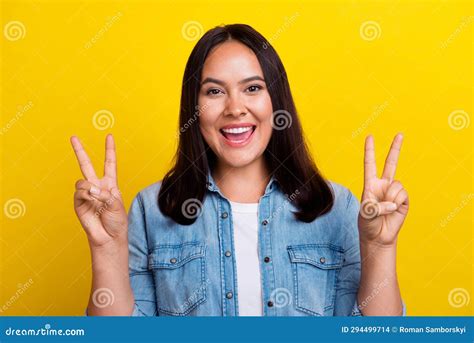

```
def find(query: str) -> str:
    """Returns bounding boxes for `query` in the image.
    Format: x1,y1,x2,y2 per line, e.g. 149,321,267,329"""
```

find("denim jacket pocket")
287,244,344,316
148,242,207,316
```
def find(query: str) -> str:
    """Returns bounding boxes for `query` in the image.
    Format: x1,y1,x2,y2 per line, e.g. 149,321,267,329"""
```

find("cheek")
198,111,219,145
251,95,273,139
258,120,273,147
250,93,273,114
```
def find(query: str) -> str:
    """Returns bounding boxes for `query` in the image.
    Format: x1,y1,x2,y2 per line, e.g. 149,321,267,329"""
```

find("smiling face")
198,40,274,170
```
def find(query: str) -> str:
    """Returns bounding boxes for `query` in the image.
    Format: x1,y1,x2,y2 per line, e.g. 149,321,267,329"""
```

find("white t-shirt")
229,200,263,316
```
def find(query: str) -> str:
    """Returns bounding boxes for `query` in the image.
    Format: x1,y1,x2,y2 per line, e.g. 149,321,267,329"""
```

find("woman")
71,24,409,316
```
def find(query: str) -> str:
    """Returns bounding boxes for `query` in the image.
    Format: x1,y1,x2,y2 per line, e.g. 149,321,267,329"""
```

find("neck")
212,157,271,203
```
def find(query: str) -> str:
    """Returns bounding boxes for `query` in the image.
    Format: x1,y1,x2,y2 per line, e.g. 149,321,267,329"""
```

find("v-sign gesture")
358,133,409,247
71,134,128,248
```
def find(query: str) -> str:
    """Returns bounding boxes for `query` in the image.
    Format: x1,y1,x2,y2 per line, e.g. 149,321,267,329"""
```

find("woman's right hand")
70,134,128,249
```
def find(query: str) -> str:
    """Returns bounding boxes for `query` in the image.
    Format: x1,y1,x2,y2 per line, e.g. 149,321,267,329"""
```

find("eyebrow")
200,75,265,86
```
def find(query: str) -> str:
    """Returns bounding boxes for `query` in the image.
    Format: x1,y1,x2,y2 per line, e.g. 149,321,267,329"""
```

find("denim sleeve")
332,189,362,316
128,192,158,316
334,189,407,316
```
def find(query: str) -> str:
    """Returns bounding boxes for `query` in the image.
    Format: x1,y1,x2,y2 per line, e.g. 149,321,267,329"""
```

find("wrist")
90,236,128,260
360,237,398,251
90,241,129,276
359,238,398,265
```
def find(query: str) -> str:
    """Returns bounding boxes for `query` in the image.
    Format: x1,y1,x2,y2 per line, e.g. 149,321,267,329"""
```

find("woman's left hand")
358,133,409,247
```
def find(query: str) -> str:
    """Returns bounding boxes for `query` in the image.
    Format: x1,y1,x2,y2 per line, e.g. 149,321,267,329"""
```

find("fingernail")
388,203,397,211
89,186,100,196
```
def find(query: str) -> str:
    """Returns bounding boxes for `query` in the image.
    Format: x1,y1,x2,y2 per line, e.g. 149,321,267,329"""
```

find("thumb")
376,201,398,216
360,199,397,219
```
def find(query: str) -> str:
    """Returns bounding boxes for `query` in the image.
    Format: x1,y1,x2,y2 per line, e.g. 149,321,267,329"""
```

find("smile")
219,125,256,147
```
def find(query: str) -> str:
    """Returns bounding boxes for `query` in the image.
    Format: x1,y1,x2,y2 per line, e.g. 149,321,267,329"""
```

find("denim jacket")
127,171,406,316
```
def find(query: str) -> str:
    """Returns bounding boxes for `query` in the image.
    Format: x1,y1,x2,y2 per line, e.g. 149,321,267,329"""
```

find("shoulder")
135,180,163,203
327,180,360,212
128,180,164,217
326,180,361,249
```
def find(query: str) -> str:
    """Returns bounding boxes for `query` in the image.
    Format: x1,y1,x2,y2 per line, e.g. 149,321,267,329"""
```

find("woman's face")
198,40,273,170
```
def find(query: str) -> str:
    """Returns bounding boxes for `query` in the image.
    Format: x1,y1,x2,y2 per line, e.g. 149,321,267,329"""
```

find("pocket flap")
148,242,204,269
287,244,344,269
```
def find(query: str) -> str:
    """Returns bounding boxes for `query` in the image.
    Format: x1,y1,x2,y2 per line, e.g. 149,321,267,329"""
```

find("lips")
219,125,256,146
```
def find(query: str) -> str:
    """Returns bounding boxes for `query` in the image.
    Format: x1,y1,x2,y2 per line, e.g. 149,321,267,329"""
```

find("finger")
360,198,396,219
70,136,99,182
393,189,409,208
89,187,123,210
104,134,117,181
75,179,108,202
76,179,123,202
382,133,403,181
75,179,98,191
377,201,398,216
109,186,123,201
364,135,377,186
74,189,96,202
384,180,403,202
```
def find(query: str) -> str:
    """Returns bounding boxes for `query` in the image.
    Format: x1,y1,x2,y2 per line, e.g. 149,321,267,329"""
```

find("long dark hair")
158,24,334,225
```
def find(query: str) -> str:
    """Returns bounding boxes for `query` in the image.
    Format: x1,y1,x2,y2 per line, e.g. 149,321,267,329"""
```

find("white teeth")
221,126,253,134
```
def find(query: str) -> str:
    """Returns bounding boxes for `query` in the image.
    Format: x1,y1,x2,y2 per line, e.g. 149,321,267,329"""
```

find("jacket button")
320,257,326,264
226,292,233,299
221,212,228,219
267,301,274,307
262,219,268,226
264,256,270,263
225,251,231,257
170,258,177,264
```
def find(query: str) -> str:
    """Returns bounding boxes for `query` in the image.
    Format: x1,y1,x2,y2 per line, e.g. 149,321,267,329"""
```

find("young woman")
71,24,409,316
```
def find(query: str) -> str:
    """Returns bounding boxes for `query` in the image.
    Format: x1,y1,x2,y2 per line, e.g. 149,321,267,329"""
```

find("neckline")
229,200,259,213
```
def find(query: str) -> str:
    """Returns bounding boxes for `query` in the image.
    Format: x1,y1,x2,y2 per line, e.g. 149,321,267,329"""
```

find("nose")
224,92,247,117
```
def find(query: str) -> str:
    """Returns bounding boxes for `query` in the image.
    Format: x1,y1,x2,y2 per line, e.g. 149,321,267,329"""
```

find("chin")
217,151,261,169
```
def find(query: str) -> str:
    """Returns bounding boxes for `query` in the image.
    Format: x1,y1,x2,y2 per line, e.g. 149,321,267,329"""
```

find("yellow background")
1,0,472,315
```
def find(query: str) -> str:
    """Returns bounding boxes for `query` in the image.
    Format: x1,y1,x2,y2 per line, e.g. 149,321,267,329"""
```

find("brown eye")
246,85,262,93
207,88,223,95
